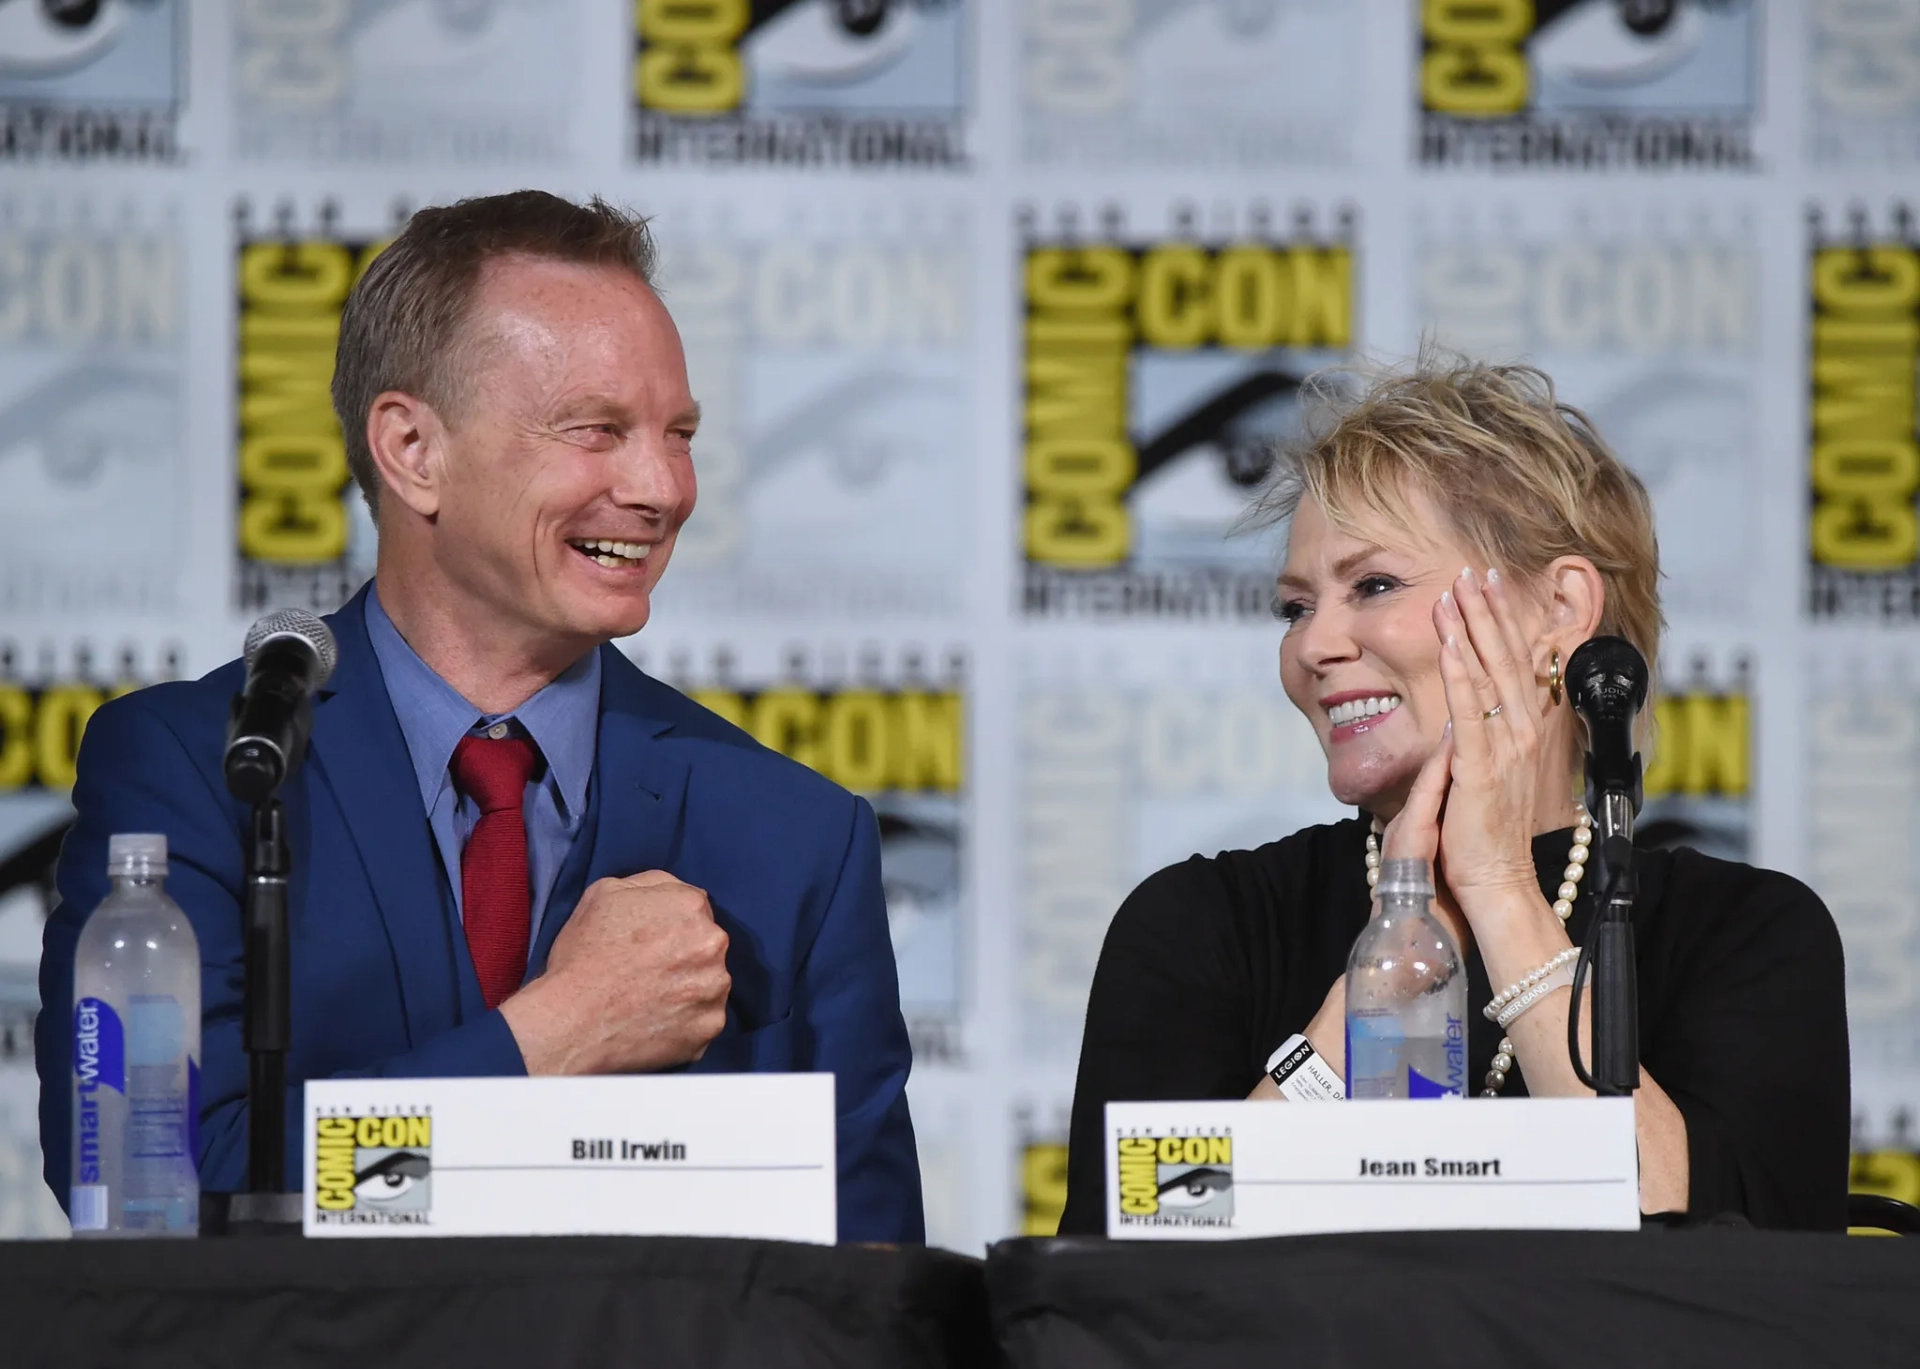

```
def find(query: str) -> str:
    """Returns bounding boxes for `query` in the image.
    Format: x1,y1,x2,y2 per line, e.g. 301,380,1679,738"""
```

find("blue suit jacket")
37,588,924,1243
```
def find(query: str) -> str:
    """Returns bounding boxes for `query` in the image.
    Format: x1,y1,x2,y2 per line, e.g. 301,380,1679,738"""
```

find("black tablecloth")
0,1234,989,1368
987,1229,1920,1368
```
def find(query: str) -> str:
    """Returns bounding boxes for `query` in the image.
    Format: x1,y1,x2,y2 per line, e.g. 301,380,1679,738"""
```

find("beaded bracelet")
1496,968,1575,1030
1483,947,1581,1021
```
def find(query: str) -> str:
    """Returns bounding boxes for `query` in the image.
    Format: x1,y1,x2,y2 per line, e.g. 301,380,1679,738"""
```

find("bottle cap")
107,833,168,877
1374,857,1433,900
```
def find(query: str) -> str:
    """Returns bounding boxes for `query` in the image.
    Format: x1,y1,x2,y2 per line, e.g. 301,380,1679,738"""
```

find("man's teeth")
1328,695,1402,727
573,538,651,567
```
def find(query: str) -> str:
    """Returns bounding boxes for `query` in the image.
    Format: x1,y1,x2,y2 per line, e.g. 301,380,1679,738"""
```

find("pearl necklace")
1364,805,1592,1097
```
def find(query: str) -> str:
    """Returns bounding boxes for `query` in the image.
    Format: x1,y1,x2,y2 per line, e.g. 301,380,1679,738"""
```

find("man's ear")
365,391,446,519
1541,555,1606,668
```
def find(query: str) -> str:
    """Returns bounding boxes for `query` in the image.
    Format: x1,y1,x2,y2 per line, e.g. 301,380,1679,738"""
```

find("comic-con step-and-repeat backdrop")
4,0,1920,1248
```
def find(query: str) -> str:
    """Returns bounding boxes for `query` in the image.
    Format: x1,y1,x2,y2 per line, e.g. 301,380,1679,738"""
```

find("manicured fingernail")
1485,566,1502,587
1440,589,1458,617
1459,566,1476,588
1443,720,1453,739
1445,633,1460,655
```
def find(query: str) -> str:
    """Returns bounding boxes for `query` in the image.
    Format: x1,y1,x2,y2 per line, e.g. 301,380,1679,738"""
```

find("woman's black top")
1058,818,1850,1234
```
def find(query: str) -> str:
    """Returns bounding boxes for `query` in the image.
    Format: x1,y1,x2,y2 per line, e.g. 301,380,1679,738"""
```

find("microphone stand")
1569,769,1641,1099
206,747,306,1235
242,800,294,1204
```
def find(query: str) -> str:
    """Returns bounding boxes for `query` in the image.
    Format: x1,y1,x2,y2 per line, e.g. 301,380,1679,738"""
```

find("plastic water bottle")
1345,857,1467,1099
70,833,200,1236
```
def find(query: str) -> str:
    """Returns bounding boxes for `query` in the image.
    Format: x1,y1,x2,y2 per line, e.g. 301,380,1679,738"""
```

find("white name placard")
303,1074,836,1243
1106,1097,1638,1240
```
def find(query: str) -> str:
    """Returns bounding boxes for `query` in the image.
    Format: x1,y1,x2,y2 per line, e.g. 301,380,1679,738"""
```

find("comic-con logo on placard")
1807,205,1920,622
1418,0,1757,171
632,0,968,168
313,1109,433,1225
234,201,396,615
0,0,182,162
1115,1128,1234,1229
1020,204,1355,620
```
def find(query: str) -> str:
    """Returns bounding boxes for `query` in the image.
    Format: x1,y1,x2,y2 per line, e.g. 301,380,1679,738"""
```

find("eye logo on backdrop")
232,0,575,162
233,201,394,615
638,644,968,1061
1806,205,1920,621
652,204,972,621
633,0,968,168
1418,205,1757,621
1020,204,1355,621
0,0,181,162
1019,0,1359,167
1418,0,1757,170
1808,1,1920,166
0,198,184,618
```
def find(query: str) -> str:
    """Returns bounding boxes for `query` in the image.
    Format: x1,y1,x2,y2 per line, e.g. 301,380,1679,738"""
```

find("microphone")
1562,635,1650,1099
1565,635,1650,833
224,609,338,804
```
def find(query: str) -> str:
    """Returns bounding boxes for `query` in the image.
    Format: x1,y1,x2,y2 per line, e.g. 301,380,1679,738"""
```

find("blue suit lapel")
529,644,689,970
307,588,463,1043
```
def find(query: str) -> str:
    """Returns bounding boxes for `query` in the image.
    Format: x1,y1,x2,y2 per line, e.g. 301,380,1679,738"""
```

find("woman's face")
1277,490,1484,815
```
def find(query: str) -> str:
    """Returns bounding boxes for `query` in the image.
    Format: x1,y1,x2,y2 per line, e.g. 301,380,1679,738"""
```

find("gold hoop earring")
1547,648,1563,706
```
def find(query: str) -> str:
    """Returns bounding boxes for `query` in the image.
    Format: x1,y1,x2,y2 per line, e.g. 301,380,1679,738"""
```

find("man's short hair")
331,191,659,520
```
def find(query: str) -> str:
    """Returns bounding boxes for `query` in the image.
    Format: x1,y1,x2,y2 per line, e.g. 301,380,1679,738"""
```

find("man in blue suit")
37,191,924,1243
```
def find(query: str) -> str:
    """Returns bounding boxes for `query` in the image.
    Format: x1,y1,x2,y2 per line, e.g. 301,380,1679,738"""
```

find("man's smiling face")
425,253,699,651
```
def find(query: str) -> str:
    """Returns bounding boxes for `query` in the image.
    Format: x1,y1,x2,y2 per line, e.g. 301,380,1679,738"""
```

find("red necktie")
451,734,539,1011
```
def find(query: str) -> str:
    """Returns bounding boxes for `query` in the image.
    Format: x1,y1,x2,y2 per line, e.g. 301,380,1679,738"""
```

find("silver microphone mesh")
242,608,339,686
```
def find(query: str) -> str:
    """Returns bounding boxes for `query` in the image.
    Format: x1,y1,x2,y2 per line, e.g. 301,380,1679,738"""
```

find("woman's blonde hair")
1250,351,1664,684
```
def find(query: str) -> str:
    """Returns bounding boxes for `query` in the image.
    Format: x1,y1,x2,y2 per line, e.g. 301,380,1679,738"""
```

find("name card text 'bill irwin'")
304,1074,835,1242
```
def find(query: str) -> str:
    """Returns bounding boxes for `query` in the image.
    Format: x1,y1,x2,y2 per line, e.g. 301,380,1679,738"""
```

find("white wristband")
1485,947,1582,1020
1496,968,1575,1030
1266,1034,1346,1102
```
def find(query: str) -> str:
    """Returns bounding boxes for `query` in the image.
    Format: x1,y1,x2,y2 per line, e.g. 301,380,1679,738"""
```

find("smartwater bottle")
71,833,201,1236
1345,857,1467,1099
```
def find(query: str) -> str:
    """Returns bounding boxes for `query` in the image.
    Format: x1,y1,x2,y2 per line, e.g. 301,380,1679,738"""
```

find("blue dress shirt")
364,584,601,953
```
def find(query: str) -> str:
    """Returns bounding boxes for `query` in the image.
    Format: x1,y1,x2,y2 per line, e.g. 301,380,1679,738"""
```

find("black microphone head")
244,608,338,687
1566,636,1650,724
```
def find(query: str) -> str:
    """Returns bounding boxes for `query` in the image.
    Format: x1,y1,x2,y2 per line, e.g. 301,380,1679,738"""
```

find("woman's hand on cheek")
1380,724,1451,865
1431,569,1549,916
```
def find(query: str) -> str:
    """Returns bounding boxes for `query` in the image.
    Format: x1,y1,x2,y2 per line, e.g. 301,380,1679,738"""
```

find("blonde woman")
1058,358,1847,1233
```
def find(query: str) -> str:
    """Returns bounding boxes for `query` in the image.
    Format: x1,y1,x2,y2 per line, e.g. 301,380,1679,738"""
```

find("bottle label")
1408,1065,1455,1099
1407,1015,1468,1098
1446,1012,1467,1093
73,997,126,1188
70,1185,108,1233
126,995,190,1161
188,1057,202,1161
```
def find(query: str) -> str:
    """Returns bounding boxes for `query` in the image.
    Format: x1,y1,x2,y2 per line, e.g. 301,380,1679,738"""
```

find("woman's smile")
1320,690,1405,741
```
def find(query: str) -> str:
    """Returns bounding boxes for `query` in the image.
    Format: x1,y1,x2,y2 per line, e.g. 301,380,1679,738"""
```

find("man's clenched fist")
500,871,731,1076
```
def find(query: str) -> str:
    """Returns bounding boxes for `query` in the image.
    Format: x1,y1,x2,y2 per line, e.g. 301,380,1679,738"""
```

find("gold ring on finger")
1482,704,1503,720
